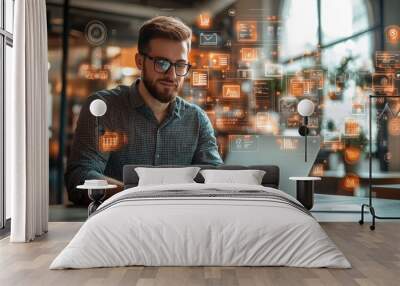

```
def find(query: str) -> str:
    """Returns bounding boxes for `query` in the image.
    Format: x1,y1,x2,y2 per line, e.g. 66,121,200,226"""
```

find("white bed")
50,183,351,269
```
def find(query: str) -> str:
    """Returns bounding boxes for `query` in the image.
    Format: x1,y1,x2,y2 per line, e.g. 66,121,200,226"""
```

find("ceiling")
46,0,236,23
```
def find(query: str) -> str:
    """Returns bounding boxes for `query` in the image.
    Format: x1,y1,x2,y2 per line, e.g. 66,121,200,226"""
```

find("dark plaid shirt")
65,79,223,192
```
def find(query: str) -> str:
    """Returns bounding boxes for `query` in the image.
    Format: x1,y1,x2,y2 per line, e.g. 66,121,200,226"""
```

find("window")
4,44,11,220
321,0,371,44
280,0,376,133
5,0,14,33
280,0,319,62
279,0,380,199
321,32,373,135
0,24,3,230
1,0,14,230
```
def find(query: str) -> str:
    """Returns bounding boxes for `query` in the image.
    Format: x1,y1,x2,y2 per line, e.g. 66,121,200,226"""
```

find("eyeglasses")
141,53,192,77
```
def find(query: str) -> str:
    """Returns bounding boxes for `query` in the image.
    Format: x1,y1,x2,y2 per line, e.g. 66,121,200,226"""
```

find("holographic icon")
375,51,400,69
237,21,258,42
344,118,361,137
199,13,211,28
237,69,253,79
240,48,258,61
289,77,310,97
222,85,241,99
229,135,258,152
256,112,279,134
385,25,400,44
352,101,366,116
191,70,209,87
264,62,283,77
85,20,108,46
342,174,360,191
228,8,236,17
199,32,218,46
344,146,361,165
372,73,394,92
209,53,229,68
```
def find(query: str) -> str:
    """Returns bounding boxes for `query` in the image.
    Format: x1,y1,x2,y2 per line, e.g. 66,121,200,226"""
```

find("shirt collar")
129,78,182,119
129,78,145,108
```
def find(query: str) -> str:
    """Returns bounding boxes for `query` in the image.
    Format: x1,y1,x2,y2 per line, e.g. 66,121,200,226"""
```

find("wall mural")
46,2,400,202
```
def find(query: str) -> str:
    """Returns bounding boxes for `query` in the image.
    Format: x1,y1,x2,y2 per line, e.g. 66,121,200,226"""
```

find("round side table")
76,184,117,216
289,177,321,210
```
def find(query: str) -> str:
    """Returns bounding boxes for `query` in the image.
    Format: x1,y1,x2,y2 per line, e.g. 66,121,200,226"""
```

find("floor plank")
0,222,399,286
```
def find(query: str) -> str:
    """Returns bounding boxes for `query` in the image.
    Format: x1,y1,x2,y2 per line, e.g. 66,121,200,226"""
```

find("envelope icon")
200,32,218,46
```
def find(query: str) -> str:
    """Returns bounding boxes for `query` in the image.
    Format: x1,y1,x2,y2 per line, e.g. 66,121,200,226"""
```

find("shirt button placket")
155,129,161,164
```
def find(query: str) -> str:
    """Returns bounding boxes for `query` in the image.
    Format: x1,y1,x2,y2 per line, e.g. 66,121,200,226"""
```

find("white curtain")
7,0,49,242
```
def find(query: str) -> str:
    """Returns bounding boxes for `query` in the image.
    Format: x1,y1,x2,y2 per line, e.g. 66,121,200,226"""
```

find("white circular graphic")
297,99,315,117
85,20,108,46
90,99,107,117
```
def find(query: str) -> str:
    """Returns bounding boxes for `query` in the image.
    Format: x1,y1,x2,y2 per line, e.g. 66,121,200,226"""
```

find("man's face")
137,38,189,103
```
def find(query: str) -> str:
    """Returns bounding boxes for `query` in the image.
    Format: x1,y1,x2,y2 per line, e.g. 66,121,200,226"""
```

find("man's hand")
103,175,124,187
98,175,124,198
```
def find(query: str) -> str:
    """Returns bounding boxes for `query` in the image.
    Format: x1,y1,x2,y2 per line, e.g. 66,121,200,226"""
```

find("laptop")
224,135,321,197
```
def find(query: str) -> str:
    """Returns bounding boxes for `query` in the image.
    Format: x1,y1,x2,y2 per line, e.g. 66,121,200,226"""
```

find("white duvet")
50,183,351,269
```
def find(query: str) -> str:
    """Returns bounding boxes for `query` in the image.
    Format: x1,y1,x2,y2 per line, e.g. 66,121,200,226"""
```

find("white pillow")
200,169,266,185
135,167,201,186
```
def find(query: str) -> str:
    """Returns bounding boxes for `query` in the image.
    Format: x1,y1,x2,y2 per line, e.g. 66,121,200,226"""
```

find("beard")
142,68,180,104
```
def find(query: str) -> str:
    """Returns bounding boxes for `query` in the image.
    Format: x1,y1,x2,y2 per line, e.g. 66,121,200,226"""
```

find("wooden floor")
0,222,399,286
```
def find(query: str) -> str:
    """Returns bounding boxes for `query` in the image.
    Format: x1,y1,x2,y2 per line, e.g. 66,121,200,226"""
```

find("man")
66,16,223,203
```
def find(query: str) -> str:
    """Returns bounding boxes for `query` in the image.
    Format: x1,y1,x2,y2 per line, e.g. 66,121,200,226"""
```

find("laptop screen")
225,135,321,197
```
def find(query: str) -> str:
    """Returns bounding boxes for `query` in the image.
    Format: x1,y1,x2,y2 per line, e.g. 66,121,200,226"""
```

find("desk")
322,171,400,198
372,184,400,189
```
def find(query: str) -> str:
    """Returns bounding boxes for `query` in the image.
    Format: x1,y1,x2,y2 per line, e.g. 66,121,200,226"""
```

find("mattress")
50,183,351,269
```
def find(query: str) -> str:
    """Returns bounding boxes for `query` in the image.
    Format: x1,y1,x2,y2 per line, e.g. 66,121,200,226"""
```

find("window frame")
0,0,13,232
280,0,382,65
